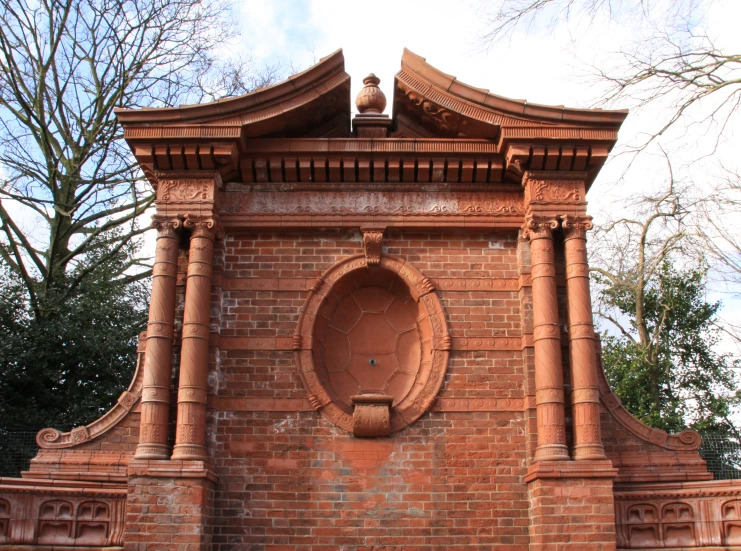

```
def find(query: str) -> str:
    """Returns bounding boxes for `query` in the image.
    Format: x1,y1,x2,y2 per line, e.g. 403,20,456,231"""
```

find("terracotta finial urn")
355,73,386,114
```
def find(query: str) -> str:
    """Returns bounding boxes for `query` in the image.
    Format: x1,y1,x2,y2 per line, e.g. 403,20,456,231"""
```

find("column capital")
523,214,559,240
151,214,184,238
561,215,593,239
184,214,224,240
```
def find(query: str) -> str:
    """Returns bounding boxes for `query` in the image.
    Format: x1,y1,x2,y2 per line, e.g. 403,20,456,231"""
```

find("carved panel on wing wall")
294,254,450,434
723,500,741,546
0,494,126,548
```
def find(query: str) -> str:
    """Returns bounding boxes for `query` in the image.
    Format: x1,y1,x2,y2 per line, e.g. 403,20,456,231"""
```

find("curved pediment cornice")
393,48,628,142
115,49,351,140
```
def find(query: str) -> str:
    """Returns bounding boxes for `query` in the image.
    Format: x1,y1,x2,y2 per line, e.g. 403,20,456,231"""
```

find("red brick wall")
209,231,532,549
125,475,214,551
528,478,617,551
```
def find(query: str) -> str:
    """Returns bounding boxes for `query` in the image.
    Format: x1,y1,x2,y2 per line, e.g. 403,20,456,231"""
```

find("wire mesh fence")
0,428,739,480
0,429,41,478
699,433,741,480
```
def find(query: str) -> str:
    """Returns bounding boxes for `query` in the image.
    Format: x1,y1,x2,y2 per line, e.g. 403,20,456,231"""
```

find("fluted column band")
135,216,183,460
524,215,570,463
172,215,219,461
563,215,606,460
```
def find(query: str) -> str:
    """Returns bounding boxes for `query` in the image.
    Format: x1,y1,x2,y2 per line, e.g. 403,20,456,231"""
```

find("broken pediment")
116,48,628,188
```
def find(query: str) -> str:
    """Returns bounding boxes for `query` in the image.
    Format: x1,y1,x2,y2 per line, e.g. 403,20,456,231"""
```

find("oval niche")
294,254,450,434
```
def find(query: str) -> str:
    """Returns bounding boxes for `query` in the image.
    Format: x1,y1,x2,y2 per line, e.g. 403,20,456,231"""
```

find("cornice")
394,48,627,132
116,49,348,126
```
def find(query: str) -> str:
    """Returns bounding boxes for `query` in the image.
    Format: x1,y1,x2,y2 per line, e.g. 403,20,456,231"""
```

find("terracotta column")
171,215,217,461
526,216,570,462
135,215,182,460
562,215,606,460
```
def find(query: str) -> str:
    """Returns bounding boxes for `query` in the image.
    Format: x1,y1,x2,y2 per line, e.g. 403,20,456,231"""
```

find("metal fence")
0,429,739,480
0,429,40,478
698,433,741,480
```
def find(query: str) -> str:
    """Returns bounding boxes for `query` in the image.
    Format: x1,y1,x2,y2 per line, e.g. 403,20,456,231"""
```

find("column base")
533,443,570,462
573,442,607,461
133,442,169,460
527,461,618,551
171,443,207,461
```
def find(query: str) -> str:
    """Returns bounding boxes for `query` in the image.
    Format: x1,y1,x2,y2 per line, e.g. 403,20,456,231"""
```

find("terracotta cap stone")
356,73,387,114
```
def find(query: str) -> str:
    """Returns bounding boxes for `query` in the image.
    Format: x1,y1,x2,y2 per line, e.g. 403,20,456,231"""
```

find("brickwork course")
1,49,739,551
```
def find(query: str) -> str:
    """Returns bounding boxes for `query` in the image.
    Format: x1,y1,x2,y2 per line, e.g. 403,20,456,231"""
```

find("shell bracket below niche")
351,393,393,437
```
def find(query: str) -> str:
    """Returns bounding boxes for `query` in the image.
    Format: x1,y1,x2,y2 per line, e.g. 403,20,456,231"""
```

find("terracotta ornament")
524,215,570,462
351,394,393,437
171,215,220,460
361,227,384,265
135,215,182,459
4,49,736,551
562,214,606,460
356,73,387,114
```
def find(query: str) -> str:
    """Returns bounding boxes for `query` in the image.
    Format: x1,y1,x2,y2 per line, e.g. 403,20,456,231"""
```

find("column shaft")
528,217,570,462
563,216,606,460
171,216,216,460
135,216,181,460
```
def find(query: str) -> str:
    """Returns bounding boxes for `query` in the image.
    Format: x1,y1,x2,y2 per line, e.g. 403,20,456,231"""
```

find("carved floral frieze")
220,191,523,217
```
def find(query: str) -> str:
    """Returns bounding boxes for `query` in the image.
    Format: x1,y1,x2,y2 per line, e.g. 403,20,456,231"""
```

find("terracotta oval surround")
294,254,450,434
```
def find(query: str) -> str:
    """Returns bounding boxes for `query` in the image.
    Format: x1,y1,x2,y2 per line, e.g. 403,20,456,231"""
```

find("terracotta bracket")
351,394,393,437
361,227,385,266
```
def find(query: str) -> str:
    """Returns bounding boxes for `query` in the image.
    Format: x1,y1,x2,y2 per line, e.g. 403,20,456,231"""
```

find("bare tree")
589,163,693,358
696,171,741,290
478,0,741,289
0,0,280,318
477,0,741,154
588,171,740,432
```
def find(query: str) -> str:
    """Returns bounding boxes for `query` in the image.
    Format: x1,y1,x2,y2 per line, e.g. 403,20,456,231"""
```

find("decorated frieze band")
220,190,522,217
